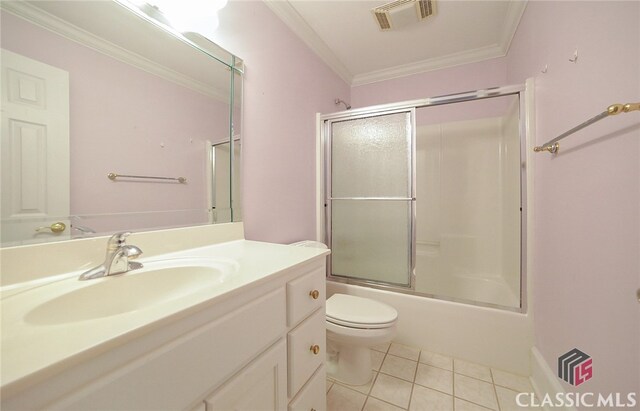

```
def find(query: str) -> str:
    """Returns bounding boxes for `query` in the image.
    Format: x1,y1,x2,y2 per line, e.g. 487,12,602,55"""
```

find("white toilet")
288,242,399,386
325,294,398,386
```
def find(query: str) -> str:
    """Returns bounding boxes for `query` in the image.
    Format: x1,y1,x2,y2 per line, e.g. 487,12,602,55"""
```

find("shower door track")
320,83,528,313
321,84,524,120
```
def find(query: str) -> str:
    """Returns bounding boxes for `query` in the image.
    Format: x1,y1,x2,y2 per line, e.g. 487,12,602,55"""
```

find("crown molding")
1,1,229,103
351,44,506,87
265,0,527,87
263,0,353,85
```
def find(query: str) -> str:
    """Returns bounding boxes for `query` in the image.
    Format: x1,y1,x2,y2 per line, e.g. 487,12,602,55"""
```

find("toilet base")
326,344,373,386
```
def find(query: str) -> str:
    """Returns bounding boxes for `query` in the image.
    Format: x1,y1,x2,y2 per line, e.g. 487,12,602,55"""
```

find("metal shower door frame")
324,108,417,289
320,83,528,313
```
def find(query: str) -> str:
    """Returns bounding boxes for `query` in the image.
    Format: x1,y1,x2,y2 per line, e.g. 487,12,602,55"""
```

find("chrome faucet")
79,232,143,280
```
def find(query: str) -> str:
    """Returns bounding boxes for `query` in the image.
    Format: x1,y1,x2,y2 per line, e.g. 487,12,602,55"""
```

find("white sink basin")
24,258,236,325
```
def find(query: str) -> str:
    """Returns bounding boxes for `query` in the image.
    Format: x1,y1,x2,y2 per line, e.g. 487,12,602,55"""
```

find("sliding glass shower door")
327,110,415,287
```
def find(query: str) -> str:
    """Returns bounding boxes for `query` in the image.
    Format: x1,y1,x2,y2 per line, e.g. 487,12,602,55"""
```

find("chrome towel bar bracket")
534,102,640,154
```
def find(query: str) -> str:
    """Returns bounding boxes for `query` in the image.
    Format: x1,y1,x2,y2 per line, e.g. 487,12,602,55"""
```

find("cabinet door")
288,365,326,411
206,339,287,411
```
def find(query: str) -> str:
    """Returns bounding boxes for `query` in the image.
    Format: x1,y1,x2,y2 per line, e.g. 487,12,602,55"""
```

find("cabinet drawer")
287,266,325,327
288,365,326,411
288,308,325,397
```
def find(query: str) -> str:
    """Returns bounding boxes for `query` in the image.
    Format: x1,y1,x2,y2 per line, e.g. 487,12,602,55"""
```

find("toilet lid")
326,294,397,328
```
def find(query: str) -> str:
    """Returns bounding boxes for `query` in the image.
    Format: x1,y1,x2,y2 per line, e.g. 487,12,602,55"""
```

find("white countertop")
1,239,329,394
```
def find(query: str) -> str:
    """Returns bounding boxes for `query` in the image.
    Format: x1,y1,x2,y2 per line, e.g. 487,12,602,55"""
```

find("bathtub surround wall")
1,12,229,231
414,101,521,308
500,100,521,299
506,0,640,402
211,1,350,244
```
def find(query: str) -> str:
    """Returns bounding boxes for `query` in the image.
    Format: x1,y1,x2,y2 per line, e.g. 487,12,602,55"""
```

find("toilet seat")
326,317,395,329
326,294,397,329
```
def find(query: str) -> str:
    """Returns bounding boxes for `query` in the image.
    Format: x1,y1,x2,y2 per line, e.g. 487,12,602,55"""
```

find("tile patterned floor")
326,342,535,411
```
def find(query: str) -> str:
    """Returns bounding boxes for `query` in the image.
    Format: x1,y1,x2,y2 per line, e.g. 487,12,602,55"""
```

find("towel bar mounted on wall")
107,172,187,183
534,102,640,154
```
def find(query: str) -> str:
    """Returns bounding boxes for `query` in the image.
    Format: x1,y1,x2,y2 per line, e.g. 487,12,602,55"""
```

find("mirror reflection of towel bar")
107,172,187,183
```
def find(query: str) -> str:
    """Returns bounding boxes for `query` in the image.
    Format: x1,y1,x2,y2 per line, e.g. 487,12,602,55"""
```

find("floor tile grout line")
368,393,410,411
455,395,500,411
363,349,391,410
490,368,502,411
452,359,456,408
418,353,454,373
451,371,501,411
412,379,454,397
454,370,501,385
405,350,421,410
370,346,413,410
378,370,418,384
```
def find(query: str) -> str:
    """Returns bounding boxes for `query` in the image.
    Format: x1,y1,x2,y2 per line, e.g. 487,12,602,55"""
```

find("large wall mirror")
0,0,243,247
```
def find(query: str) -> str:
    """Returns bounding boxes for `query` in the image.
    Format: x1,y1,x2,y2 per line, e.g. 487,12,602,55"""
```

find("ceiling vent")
372,0,436,31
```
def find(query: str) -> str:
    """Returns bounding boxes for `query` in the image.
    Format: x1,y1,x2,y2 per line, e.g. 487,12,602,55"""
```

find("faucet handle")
107,231,132,250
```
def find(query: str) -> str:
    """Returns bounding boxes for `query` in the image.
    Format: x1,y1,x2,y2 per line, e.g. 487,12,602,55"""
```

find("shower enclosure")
322,85,526,311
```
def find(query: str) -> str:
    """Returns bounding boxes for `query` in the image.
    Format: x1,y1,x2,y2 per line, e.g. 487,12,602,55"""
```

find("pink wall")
351,58,511,127
211,1,350,243
1,12,231,231
507,1,639,401
352,58,508,105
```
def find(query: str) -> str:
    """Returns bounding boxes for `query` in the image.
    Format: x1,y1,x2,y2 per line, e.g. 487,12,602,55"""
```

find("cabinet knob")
309,289,320,299
310,344,320,355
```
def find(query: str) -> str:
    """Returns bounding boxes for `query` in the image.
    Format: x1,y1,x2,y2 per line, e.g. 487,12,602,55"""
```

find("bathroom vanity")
0,223,329,410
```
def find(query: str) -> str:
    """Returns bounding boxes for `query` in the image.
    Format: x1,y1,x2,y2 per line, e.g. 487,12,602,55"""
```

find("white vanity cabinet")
202,263,327,411
1,255,327,411
286,265,326,411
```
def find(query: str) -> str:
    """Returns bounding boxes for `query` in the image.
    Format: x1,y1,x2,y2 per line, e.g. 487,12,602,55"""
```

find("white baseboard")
530,347,577,411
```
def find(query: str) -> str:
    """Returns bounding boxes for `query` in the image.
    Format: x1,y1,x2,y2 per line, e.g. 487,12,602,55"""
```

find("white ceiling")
265,0,527,86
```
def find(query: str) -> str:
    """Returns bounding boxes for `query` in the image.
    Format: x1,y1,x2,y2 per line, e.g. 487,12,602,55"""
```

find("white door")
1,49,70,246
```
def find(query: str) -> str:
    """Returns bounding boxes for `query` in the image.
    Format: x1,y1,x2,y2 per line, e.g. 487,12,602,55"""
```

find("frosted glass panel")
332,113,411,198
331,200,411,286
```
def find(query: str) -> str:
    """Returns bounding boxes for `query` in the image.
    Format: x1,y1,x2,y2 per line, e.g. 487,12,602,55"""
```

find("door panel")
328,111,414,287
1,49,70,245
